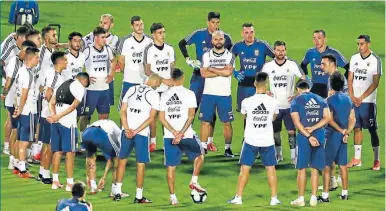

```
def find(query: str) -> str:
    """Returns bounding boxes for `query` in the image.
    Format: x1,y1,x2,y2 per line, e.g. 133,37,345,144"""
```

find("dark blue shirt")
184,28,233,62
301,46,348,84
56,198,90,211
326,91,353,130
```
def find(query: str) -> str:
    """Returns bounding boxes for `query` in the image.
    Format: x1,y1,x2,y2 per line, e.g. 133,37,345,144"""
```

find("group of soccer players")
0,11,382,208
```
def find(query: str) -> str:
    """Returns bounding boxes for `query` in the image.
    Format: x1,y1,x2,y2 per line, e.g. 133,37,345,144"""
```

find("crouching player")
159,69,205,205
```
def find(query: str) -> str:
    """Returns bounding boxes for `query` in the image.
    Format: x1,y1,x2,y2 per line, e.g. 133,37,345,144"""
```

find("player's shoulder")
189,28,207,35
326,46,344,54
164,42,174,49
350,52,361,60
370,51,382,61
144,33,153,40
286,57,299,64
233,40,245,48
255,38,270,46
144,42,154,51
305,47,316,54
223,31,232,39
120,33,133,43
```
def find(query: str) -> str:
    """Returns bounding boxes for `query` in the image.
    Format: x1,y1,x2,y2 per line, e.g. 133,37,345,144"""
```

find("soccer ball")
190,189,207,203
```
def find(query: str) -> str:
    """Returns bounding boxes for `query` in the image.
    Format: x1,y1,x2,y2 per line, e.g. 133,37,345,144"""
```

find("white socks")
310,195,317,201
43,169,50,179
116,183,122,194
4,142,9,150
170,193,177,200
53,173,59,182
136,188,143,199
373,146,380,161
67,178,74,185
90,180,97,189
322,192,329,199
40,166,44,175
191,175,198,184
275,146,282,156
342,189,348,196
208,137,213,144
201,142,207,149
225,144,231,150
290,149,296,160
354,145,362,159
150,138,156,144
19,161,26,171
298,196,305,201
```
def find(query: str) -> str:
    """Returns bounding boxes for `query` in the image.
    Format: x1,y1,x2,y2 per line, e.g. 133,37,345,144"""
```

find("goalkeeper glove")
186,57,201,69
233,70,245,82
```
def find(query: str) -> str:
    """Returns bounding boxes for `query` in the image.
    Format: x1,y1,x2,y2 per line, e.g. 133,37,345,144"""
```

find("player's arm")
358,74,381,101
48,94,56,115
45,87,53,102
178,38,190,59
159,111,177,133
209,66,234,77
300,51,310,75
347,60,355,99
15,87,28,117
120,102,130,129
134,108,158,134
290,112,312,137
347,108,356,134
101,159,112,180
328,110,345,134
200,67,218,78
180,107,196,134
117,55,125,72
52,99,81,121
308,107,331,131
106,47,116,83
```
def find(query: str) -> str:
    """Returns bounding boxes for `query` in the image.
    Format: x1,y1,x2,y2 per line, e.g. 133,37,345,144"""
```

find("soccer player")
56,182,93,211
116,15,152,109
262,41,305,164
300,29,349,98
82,13,119,106
25,29,42,49
63,32,85,80
37,26,58,87
178,11,233,152
200,30,235,157
47,72,90,191
13,46,40,178
114,74,162,202
144,22,175,150
38,51,68,184
2,40,37,171
228,72,281,206
159,69,205,205
347,35,382,170
82,119,122,195
79,27,115,137
321,54,348,94
289,79,330,207
318,72,356,203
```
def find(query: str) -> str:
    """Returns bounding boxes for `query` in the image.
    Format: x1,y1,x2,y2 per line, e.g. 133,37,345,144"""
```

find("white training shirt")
241,94,279,147
16,65,38,115
160,86,197,139
37,45,55,88
117,33,153,84
143,43,175,93
89,119,122,155
1,33,16,55
122,84,160,137
62,50,85,80
262,59,304,109
1,44,19,68
349,52,382,103
5,56,23,107
55,80,85,128
83,45,114,91
201,49,235,96
41,69,65,118
82,32,119,53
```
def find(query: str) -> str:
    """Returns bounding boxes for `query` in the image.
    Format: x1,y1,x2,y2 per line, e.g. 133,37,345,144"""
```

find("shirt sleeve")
240,99,248,115
290,99,298,113
159,93,167,112
333,50,349,68
70,81,85,102
374,55,383,75
106,46,115,61
143,44,152,65
20,70,31,89
170,47,175,63
229,53,236,67
5,57,15,78
201,52,210,68
122,86,136,103
292,61,304,78
263,41,274,58
273,99,280,114
83,47,91,61
301,50,310,65
184,30,198,45
149,91,160,110
188,91,197,108
230,43,238,56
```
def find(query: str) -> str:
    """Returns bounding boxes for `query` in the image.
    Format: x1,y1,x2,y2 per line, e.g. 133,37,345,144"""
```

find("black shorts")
310,83,328,98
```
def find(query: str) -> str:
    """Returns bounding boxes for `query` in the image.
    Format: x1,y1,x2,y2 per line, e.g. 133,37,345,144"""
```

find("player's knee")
288,130,295,135
223,122,232,130
354,128,362,133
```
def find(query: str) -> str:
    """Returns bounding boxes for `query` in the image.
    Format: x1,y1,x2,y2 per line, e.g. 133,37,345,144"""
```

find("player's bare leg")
291,169,306,206
99,113,109,120
40,144,53,183
310,168,319,206
149,120,156,152
236,165,251,198
52,151,64,189
223,122,234,157
78,115,91,152
266,166,280,205
339,165,349,199
18,141,33,178
166,166,178,204
207,120,217,151
8,128,17,170
189,155,206,192
113,158,128,201
65,152,75,191
86,154,97,192
134,162,152,203
348,128,362,167
319,166,331,202
3,115,11,155
200,122,211,153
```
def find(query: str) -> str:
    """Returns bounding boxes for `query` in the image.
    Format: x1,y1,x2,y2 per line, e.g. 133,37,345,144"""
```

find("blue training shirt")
184,28,233,62
56,198,91,211
301,46,348,84
326,92,353,130
231,39,274,87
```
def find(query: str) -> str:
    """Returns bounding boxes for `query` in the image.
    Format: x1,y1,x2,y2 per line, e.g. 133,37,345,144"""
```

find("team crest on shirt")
254,49,259,56
355,62,358,66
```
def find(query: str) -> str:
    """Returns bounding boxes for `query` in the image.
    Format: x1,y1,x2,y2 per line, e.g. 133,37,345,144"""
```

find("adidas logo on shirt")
166,93,182,105
252,103,269,114
305,98,320,109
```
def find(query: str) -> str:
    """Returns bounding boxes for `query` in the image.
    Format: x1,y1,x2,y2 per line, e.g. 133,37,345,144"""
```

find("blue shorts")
236,86,255,112
239,143,277,167
119,134,150,163
189,74,205,106
50,123,78,153
109,81,114,106
164,138,203,166
18,113,37,142
84,90,110,115
118,82,138,110
38,117,51,144
199,94,234,123
354,103,377,130
297,132,325,170
325,128,348,166
6,106,19,129
273,108,295,132
82,127,115,160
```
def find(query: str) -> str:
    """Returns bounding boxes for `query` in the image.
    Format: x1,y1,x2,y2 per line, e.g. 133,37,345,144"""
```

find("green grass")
0,1,385,211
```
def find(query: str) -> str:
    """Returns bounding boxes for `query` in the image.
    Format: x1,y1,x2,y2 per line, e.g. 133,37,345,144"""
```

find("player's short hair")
255,72,268,84
68,32,83,41
25,29,40,40
330,72,345,91
16,26,30,37
100,13,114,23
148,73,162,83
25,47,40,56
21,40,37,49
131,16,141,25
41,26,55,39
51,51,66,65
93,27,107,36
71,182,86,198
150,23,164,34
172,68,184,80
208,12,220,21
212,30,224,38
76,72,90,87
274,40,286,49
296,78,312,90
313,29,326,37
242,22,253,28
321,54,337,65
357,34,371,43
22,21,34,30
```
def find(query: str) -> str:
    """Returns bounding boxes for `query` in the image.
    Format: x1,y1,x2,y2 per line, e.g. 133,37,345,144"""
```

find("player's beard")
214,43,224,50
276,55,285,60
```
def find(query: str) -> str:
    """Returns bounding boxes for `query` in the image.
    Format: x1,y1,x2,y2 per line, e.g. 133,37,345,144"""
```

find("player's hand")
186,57,201,69
342,134,349,143
97,177,105,190
47,115,60,123
0,94,6,100
12,108,21,118
105,74,114,84
309,136,320,147
162,78,173,87
340,129,347,136
172,132,184,144
266,91,273,97
287,96,296,102
304,127,315,133
124,129,134,139
89,76,97,84
355,96,364,107
233,70,245,82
